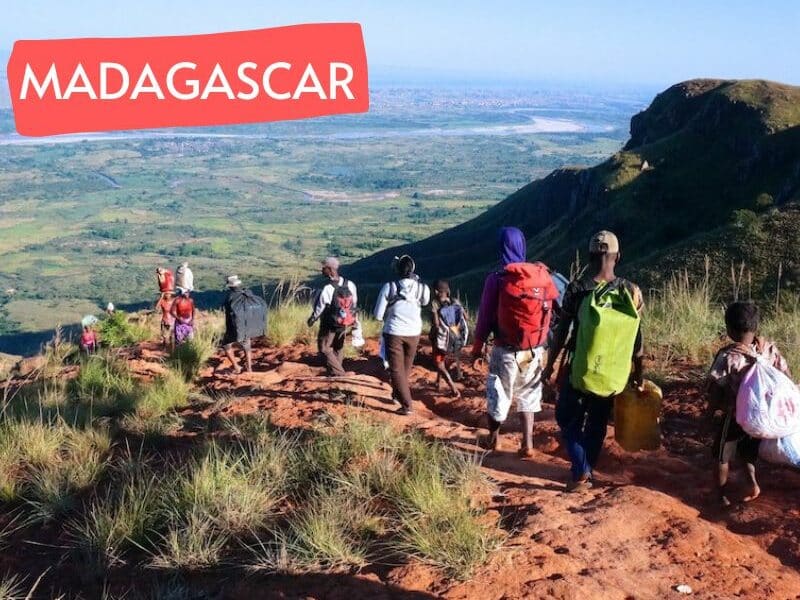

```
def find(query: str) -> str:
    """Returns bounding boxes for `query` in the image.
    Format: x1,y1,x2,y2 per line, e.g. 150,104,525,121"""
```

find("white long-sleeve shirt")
373,277,431,336
310,276,358,322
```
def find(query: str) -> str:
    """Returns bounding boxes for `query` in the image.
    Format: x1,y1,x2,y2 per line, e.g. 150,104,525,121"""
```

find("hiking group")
84,224,799,499
304,226,800,498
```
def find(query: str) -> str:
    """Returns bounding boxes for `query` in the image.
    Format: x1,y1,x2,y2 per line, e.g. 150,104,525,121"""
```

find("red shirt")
171,296,195,320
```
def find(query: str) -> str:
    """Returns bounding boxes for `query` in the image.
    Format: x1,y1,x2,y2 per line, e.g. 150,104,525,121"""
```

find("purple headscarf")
498,226,526,266
472,226,528,350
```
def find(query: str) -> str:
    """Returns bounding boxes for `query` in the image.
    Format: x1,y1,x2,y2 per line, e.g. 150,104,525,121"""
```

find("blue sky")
3,0,799,87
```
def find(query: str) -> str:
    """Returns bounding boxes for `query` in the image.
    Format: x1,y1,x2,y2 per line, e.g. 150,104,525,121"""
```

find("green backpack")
569,279,641,397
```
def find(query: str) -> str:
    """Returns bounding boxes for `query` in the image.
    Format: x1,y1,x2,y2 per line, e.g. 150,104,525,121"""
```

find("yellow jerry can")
614,379,662,451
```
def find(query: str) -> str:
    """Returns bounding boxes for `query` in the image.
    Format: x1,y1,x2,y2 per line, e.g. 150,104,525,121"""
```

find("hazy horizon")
3,1,799,87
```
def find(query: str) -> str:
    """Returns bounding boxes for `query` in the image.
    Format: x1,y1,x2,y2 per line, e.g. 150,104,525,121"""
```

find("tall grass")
0,416,111,523
66,477,163,571
645,266,800,377
267,278,381,348
136,369,191,419
0,404,501,583
760,302,800,376
173,443,284,534
69,354,137,417
645,269,723,369
150,509,229,570
280,488,371,571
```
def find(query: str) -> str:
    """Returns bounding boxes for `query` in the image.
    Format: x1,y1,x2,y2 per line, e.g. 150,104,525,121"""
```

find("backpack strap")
387,280,405,306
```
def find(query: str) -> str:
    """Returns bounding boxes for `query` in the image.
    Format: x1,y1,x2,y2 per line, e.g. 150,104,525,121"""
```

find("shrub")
98,311,151,348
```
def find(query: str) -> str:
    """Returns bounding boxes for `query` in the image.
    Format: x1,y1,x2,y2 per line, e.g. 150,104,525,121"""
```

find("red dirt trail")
5,337,798,599
179,337,800,600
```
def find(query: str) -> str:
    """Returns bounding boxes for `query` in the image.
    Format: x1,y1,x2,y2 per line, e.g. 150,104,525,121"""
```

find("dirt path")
177,338,800,599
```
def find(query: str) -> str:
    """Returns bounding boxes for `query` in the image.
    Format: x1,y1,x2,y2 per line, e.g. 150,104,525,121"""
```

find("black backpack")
227,289,268,342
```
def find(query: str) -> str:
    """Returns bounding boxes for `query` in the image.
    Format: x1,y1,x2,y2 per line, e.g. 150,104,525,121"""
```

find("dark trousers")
384,333,419,409
318,327,346,376
555,381,613,481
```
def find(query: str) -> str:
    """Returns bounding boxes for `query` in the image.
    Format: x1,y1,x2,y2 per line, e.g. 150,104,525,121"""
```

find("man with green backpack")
543,231,644,492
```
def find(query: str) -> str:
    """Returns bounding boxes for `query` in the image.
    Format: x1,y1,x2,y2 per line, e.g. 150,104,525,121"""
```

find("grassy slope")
346,79,800,303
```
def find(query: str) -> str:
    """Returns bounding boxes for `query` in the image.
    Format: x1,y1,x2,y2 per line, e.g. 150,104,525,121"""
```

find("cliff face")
347,79,800,297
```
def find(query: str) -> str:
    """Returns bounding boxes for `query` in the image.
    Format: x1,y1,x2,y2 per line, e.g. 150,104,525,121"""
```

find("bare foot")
743,485,761,503
518,447,534,459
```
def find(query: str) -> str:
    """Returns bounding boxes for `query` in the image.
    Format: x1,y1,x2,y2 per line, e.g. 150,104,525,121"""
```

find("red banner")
6,23,369,136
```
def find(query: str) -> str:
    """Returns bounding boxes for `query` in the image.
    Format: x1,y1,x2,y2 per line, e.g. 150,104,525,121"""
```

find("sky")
2,0,799,88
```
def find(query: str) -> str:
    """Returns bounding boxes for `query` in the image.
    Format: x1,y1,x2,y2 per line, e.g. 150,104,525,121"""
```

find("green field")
0,85,641,349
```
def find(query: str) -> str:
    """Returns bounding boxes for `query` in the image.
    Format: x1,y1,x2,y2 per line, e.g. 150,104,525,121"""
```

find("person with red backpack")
170,288,196,345
471,227,559,456
307,257,358,377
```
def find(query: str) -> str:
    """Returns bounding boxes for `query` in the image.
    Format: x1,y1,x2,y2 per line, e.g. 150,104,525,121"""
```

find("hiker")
79,315,99,354
155,290,175,349
170,288,196,345
105,302,115,315
221,275,268,374
543,230,644,492
306,257,358,377
707,301,791,506
429,279,468,398
373,255,431,415
471,227,560,456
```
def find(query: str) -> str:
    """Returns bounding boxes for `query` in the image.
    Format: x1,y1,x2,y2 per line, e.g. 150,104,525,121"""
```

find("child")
155,291,175,349
79,324,99,355
429,279,467,399
707,301,790,506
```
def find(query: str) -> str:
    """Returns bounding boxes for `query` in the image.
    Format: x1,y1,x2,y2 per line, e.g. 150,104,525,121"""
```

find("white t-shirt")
373,277,431,336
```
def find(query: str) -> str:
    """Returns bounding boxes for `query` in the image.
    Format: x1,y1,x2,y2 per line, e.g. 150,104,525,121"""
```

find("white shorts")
486,345,545,423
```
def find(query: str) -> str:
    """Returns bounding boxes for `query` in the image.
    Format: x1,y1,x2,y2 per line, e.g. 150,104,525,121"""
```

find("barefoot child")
707,301,791,506
429,280,468,398
155,291,175,349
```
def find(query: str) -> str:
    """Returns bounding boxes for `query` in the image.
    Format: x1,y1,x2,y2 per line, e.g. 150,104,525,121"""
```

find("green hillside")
347,79,800,301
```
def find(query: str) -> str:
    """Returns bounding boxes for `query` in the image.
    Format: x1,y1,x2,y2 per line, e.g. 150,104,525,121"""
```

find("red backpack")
323,279,356,330
496,262,559,350
157,269,174,293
